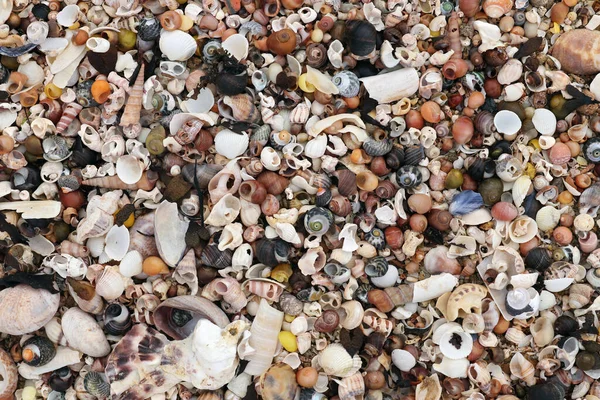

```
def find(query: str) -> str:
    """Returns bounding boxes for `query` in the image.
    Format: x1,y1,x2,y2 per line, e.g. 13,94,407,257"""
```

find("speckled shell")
138,17,162,41
332,71,360,98
260,363,299,400
395,165,422,188
551,29,600,75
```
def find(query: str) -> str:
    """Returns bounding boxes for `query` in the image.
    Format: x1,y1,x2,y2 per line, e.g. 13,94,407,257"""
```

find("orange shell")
91,80,111,104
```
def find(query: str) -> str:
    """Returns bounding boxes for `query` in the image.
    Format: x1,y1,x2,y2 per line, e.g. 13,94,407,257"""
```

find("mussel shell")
582,137,600,163
365,256,389,277
84,372,110,398
22,336,56,367
395,165,422,188
524,248,553,271
304,207,334,236
153,296,230,340
103,303,132,336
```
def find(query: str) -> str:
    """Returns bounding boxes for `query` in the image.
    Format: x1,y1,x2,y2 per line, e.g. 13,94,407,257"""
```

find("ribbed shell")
200,243,233,269
403,145,425,166
363,138,393,157
84,371,111,398
138,17,161,41
120,63,145,127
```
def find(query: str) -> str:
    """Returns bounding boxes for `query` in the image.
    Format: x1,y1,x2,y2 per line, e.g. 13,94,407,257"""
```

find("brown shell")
0,349,18,400
260,363,299,400
120,63,145,127
256,171,289,195
550,29,600,75
82,171,158,191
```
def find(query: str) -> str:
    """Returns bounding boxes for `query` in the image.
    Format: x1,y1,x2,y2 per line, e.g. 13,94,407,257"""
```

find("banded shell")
332,71,360,98
304,207,334,236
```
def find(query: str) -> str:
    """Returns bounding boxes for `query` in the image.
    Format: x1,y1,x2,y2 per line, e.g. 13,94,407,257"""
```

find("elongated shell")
61,307,110,357
0,348,18,399
244,299,284,376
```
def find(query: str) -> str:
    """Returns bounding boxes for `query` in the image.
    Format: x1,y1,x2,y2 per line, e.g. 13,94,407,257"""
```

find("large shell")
550,29,600,75
153,296,229,340
154,200,189,267
61,307,110,357
0,285,60,335
260,363,299,400
245,299,284,376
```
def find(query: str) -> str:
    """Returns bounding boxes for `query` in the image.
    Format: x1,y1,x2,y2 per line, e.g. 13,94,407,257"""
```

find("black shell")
403,146,425,166
526,380,566,400
104,303,132,336
525,248,553,271
553,315,578,335
354,282,373,304
0,64,8,84
87,46,118,76
363,139,393,157
215,72,248,96
200,242,233,269
138,18,162,41
467,157,495,182
582,137,600,163
12,166,41,191
32,3,51,20
0,43,37,57
395,165,423,188
315,188,332,207
385,148,405,169
70,138,99,167
254,239,290,267
22,336,56,367
365,256,389,277
49,367,74,392
345,20,377,56
575,351,599,371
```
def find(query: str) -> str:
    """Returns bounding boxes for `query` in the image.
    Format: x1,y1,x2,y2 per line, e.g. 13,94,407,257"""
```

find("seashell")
95,266,126,301
159,30,198,61
416,374,443,400
155,200,189,267
395,165,422,188
0,348,17,398
218,94,260,124
582,137,600,163
21,336,56,367
304,207,334,236
446,284,487,321
332,71,360,98
550,29,600,75
363,138,393,157
104,303,132,336
439,331,473,359
337,373,365,400
319,343,362,377
61,307,110,357
0,285,60,335
449,190,484,216
84,371,110,398
531,108,557,136
27,21,49,44
419,68,443,100
245,299,284,375
494,111,522,137
425,246,462,274
530,316,553,347
508,216,538,243
509,353,536,385
56,4,79,27
260,364,299,400
433,357,470,379
360,68,419,104
214,129,250,159
392,349,417,372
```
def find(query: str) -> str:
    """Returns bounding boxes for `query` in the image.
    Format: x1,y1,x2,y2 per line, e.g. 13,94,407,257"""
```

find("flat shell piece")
0,201,62,219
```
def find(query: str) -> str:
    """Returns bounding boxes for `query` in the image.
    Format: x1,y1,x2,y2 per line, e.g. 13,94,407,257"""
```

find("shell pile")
1,0,600,399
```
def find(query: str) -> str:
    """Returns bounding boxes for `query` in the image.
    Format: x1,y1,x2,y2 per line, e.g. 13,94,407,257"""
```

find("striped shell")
332,71,360,98
363,138,393,156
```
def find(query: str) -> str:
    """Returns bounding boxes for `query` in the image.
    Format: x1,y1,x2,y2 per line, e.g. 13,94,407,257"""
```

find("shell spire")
82,171,158,191
119,62,145,138
56,103,83,135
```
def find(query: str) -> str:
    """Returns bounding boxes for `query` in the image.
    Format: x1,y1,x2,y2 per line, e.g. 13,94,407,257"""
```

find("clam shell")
159,30,198,61
319,343,362,377
392,349,417,372
222,34,249,61
214,129,250,159
532,108,557,136
116,155,144,185
494,110,522,136
0,285,60,335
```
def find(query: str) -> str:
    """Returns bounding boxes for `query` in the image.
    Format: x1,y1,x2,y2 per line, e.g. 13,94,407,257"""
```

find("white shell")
544,278,574,293
538,135,555,150
95,265,126,301
508,216,538,243
104,224,130,261
510,273,539,289
305,66,339,95
61,307,110,357
0,286,60,335
433,357,469,378
391,349,416,372
497,59,523,85
116,155,144,185
56,4,79,27
532,108,556,136
319,343,362,377
275,223,301,245
371,266,399,288
360,68,419,104
154,200,189,267
18,347,81,380
538,290,557,310
590,73,600,101
18,61,45,88
205,194,241,227
222,34,249,61
304,134,328,158
119,250,143,277
86,37,111,53
218,223,244,250
439,331,473,359
159,30,198,61
215,129,250,159
232,244,253,268
535,206,561,232
494,110,522,136
503,83,525,102
260,147,281,171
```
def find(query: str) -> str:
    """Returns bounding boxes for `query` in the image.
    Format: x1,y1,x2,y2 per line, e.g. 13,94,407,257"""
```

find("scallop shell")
319,343,362,377
214,129,250,159
497,59,523,85
535,206,562,232
159,30,198,61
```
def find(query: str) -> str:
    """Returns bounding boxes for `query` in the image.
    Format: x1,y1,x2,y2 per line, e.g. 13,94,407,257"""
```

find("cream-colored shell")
0,286,60,335
62,307,110,357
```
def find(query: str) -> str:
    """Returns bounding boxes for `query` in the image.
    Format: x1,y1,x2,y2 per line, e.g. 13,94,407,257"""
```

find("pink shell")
491,201,518,221
548,142,571,165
